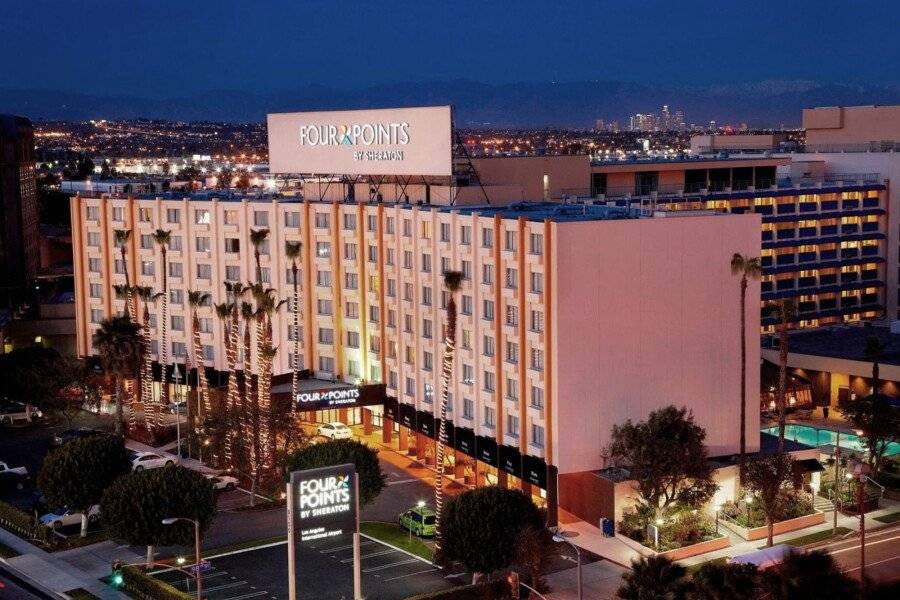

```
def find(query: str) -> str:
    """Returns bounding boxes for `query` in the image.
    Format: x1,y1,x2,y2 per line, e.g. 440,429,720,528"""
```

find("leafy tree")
607,406,717,525
0,346,74,414
839,393,900,477
617,554,689,600
284,439,386,507
101,466,216,567
513,525,553,593
731,253,762,478
742,453,795,547
759,550,857,600
92,316,142,436
440,487,544,576
688,560,758,600
37,435,131,537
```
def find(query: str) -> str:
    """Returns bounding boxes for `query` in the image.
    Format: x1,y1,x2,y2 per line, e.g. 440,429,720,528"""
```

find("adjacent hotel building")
71,106,761,522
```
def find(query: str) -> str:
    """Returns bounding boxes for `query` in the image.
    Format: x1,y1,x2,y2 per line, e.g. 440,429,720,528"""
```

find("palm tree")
434,270,464,552
770,299,795,453
215,301,234,466
284,241,303,412
240,299,256,478
864,335,886,395
152,229,172,429
617,555,689,600
249,228,270,284
688,561,759,600
250,284,283,475
731,253,761,479
759,550,857,599
134,286,160,431
113,229,135,321
114,284,139,430
92,316,142,436
188,290,212,423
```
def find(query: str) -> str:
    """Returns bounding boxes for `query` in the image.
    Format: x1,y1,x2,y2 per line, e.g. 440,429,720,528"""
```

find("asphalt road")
820,523,900,582
0,564,55,600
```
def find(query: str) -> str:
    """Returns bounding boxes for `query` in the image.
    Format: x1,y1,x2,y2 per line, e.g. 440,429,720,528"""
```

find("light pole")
162,517,202,600
848,458,871,581
833,430,841,535
713,503,722,535
552,529,581,600
172,361,182,458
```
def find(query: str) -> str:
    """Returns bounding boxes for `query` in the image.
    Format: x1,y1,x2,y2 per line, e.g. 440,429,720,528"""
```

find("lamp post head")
417,500,426,509
161,518,178,525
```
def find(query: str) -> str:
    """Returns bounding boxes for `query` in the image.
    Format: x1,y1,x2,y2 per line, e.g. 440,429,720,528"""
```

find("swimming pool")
761,424,900,456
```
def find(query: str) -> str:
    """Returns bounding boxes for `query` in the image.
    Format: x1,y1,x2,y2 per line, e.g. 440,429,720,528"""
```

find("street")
0,564,54,600
819,523,900,582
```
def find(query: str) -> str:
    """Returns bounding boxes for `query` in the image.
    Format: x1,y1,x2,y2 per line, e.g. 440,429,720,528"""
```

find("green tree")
101,466,216,568
839,393,900,477
37,436,131,537
284,440,386,507
617,555,689,600
152,229,172,429
742,453,795,547
513,525,553,593
249,228,269,284
439,487,544,576
608,406,717,526
688,561,759,600
92,316,142,436
759,550,857,600
284,241,303,410
731,253,762,478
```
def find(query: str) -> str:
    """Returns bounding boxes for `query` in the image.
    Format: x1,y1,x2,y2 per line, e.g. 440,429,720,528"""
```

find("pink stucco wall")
551,213,762,473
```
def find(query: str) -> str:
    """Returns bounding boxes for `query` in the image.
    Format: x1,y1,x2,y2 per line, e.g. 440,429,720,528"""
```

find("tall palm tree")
188,290,212,422
92,316,142,436
731,253,761,479
770,299,795,453
284,241,303,412
249,228,270,284
240,299,256,477
113,229,135,321
434,270,464,552
250,284,283,473
152,229,172,430
215,301,234,466
134,286,160,431
114,284,139,430
864,335,886,396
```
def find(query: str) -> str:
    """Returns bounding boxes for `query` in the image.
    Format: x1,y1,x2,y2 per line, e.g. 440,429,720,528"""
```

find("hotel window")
85,206,99,221
530,272,543,293
203,345,215,361
422,286,432,306
87,232,100,247
368,245,377,263
460,225,471,245
483,371,496,393
370,336,381,354
461,295,473,315
315,213,330,228
506,342,518,364
441,257,451,274
461,330,471,350
530,233,543,255
482,264,494,285
506,378,518,400
343,213,356,230
348,360,360,378
258,239,270,256
405,377,415,396
285,211,300,227
318,327,334,344
166,208,180,224
483,406,495,428
225,238,240,253
421,253,431,273
138,208,152,223
386,248,395,266
504,230,517,252
369,305,379,323
388,370,398,390
171,315,185,331
506,305,518,326
403,219,412,237
403,250,413,269
345,272,358,290
196,264,212,280
507,414,519,438
317,270,331,287
440,290,448,309
483,335,495,356
345,301,358,319
483,300,494,321
530,310,543,332
225,266,241,281
316,242,331,258
319,356,334,373
112,207,124,222
404,314,413,333
169,288,183,304
89,283,102,298
90,309,103,324
344,243,357,260
261,268,272,284
169,236,182,251
481,227,493,248
403,283,413,302
148,315,157,328
346,331,360,348
317,299,333,316
420,221,431,240
405,346,415,365
150,340,158,355
140,260,154,276
172,342,187,357
423,352,433,371
440,223,451,242
387,340,397,358
289,352,304,370
423,318,433,339
253,211,269,227
140,234,154,249
461,260,472,280
195,236,210,252
194,209,211,224
224,210,238,225
385,217,394,234
288,325,300,341
531,386,544,409
505,268,517,288
199,318,213,334
386,278,396,297
531,424,545,448
530,348,544,371
114,259,125,275
463,398,474,419
367,215,377,232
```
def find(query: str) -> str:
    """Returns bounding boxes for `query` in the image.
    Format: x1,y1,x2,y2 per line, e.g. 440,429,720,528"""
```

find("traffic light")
507,571,520,599
110,560,124,588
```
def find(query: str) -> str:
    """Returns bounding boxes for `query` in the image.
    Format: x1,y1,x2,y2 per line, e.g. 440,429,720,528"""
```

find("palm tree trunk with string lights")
153,230,172,432
731,253,761,482
285,241,303,418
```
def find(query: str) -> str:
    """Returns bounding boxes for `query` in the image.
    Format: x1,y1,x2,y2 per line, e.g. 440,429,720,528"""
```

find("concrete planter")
618,533,731,561
720,510,825,541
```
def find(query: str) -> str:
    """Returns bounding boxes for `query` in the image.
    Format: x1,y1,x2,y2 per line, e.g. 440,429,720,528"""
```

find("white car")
205,473,239,491
317,422,353,440
131,452,176,471
40,505,99,530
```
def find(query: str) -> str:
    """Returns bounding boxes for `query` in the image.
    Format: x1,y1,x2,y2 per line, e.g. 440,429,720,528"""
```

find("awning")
794,458,826,473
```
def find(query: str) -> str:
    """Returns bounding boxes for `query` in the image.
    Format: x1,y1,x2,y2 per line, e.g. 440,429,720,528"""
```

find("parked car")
205,473,239,491
168,400,188,414
316,422,353,440
0,461,30,491
39,505,100,530
399,505,436,537
0,401,42,425
51,428,108,447
131,451,176,471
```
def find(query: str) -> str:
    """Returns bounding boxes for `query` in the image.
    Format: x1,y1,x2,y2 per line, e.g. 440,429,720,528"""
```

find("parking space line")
219,591,269,600
382,567,440,582
318,540,374,553
340,548,397,563
363,558,420,572
196,580,248,593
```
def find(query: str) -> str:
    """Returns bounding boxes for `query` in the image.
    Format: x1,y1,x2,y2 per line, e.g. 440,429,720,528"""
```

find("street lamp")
551,528,582,600
713,503,722,535
162,517,202,600
847,458,871,580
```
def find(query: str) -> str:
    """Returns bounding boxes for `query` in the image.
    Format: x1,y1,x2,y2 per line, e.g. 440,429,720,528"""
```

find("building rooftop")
438,201,645,222
590,154,785,167
780,325,900,366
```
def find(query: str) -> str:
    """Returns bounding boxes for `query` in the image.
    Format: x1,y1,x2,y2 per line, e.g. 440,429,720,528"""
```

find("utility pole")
833,430,840,535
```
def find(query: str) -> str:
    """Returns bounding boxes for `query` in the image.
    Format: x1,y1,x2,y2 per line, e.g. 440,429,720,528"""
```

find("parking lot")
153,533,452,600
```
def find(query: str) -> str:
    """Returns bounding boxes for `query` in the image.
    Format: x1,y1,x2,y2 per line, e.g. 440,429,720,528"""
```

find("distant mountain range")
2,80,899,127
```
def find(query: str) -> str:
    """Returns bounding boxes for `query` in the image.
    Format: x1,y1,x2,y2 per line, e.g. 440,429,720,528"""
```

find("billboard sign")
293,383,385,412
267,106,453,177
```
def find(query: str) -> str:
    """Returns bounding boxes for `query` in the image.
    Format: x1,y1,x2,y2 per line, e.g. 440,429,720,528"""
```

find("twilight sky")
2,0,899,96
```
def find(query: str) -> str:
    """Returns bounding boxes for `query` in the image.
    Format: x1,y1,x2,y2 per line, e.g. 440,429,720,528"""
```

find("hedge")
120,566,193,600
0,500,52,546
405,580,511,600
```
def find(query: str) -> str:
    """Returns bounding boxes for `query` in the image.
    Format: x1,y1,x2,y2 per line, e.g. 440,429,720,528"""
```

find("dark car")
51,428,109,447
0,469,30,492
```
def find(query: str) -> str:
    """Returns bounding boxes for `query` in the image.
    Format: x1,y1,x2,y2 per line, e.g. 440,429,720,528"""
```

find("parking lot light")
176,556,186,565
417,500,425,509
163,517,203,599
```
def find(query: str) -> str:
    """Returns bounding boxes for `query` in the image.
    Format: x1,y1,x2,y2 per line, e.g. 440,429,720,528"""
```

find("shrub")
618,508,717,552
284,439,386,506
0,500,52,546
120,565,193,600
721,493,814,528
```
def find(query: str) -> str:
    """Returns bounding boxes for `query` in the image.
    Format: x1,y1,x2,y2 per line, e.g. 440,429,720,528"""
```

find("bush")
618,509,717,552
0,500,52,546
284,439,386,506
120,565,193,600
721,493,814,528
404,579,510,600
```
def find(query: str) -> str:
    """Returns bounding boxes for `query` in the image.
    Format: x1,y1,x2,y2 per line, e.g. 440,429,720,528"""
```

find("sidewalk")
545,561,628,600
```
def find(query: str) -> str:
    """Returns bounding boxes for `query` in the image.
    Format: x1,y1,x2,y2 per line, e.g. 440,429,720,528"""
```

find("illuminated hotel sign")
267,106,453,177
296,387,360,408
